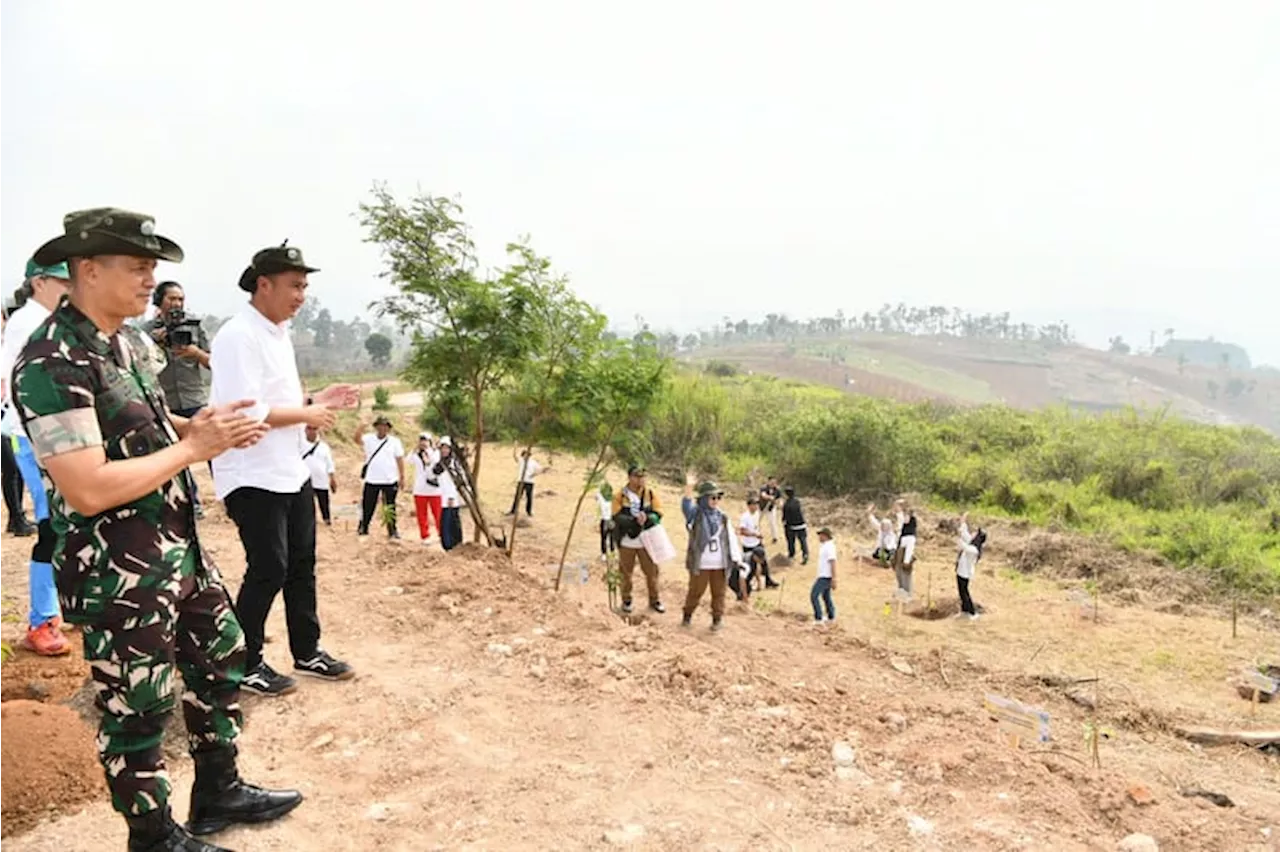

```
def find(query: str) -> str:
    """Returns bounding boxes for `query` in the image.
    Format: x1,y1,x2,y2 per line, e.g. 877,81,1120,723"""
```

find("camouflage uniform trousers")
81,570,246,816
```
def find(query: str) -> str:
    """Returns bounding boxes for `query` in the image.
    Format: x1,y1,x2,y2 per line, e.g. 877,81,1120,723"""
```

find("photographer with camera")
144,281,212,512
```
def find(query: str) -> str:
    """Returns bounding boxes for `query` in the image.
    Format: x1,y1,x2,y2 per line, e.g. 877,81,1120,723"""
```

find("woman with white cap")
409,431,442,544
433,437,465,550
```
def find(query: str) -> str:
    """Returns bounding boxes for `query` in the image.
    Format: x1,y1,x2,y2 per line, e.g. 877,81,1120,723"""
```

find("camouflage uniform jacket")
11,300,206,625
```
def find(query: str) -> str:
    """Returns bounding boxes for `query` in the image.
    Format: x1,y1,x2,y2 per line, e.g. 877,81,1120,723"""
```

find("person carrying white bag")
610,464,672,615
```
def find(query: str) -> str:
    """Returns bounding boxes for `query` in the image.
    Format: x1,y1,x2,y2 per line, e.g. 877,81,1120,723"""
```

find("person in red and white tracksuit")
409,432,443,544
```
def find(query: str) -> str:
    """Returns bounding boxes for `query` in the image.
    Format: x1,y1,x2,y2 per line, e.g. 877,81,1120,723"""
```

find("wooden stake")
1232,597,1238,639
1252,688,1259,718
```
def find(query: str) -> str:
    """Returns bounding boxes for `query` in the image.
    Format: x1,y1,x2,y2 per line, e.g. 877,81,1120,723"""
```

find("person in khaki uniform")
680,479,743,633
611,464,666,614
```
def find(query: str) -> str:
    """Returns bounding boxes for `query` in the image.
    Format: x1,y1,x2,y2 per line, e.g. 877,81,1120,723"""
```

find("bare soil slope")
692,335,1280,433
2,434,1278,850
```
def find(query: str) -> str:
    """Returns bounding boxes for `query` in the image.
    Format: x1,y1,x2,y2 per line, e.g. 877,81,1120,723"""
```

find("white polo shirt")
1,301,51,438
210,304,309,498
303,439,335,491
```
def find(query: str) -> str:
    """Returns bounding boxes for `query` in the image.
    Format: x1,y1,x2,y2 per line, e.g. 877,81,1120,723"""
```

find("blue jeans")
13,435,48,521
14,435,58,627
810,576,835,621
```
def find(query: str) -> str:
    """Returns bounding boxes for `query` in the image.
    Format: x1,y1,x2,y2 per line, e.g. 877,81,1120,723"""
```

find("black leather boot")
127,807,233,851
186,745,303,836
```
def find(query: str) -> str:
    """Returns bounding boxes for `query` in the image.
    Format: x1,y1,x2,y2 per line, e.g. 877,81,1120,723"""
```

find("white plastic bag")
639,524,678,565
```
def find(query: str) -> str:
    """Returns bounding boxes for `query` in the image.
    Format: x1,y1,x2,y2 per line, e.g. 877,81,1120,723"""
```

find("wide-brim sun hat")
32,208,183,266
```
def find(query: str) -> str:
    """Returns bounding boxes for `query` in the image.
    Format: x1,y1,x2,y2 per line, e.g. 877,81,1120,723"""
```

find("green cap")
31,208,183,266
24,259,71,280
238,241,319,292
696,480,723,498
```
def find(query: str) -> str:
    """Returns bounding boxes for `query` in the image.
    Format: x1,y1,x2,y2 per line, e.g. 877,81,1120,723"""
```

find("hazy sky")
3,2,1277,362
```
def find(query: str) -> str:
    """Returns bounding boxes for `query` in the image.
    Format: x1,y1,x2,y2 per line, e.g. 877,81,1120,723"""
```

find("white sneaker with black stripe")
242,662,298,697
293,648,355,681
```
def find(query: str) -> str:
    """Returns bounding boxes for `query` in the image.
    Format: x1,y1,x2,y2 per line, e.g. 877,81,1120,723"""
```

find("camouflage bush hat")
32,208,183,266
237,241,320,292
372,414,394,428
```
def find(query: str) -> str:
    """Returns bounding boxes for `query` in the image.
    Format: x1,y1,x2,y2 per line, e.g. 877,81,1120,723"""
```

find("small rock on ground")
603,823,646,845
1117,834,1159,852
907,814,933,836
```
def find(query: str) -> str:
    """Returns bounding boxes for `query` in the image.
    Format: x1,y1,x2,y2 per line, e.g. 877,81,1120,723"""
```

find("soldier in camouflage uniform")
12,209,304,852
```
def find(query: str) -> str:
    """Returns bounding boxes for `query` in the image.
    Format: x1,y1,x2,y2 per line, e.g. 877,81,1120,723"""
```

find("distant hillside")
685,333,1280,434
1157,338,1252,371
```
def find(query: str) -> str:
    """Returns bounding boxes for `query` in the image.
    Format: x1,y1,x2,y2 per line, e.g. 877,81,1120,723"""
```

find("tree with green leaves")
312,307,333,348
498,245,609,556
364,332,393,367
358,185,541,542
550,334,668,591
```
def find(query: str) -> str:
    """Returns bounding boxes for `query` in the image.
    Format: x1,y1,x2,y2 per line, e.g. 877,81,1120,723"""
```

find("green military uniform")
13,209,245,819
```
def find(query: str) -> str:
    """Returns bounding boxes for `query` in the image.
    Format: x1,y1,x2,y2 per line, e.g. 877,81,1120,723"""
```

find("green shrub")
428,364,1280,596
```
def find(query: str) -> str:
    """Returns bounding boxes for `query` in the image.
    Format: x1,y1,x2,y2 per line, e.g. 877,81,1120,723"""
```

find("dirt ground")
0,700,104,837
2,416,1279,850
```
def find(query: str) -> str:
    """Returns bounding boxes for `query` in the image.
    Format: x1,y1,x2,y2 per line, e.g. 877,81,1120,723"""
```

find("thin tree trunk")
555,432,617,592
505,356,561,557
471,386,485,542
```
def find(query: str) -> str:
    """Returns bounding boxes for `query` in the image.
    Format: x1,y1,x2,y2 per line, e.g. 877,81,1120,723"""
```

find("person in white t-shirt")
954,512,987,621
738,494,778,592
508,447,546,517
354,415,406,538
596,482,616,561
302,424,337,525
0,259,71,656
408,431,442,543
811,526,837,624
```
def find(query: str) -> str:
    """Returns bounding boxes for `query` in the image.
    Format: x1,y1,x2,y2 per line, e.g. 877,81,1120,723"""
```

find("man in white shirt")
302,424,337,525
0,259,71,655
211,243,361,697
353,415,406,538
811,526,838,624
508,447,545,517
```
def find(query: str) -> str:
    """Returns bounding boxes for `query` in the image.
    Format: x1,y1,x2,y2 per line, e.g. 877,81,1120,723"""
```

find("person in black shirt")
781,486,809,565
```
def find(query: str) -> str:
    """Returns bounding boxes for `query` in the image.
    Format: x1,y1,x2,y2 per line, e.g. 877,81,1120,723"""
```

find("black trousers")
511,481,534,515
360,483,398,533
786,527,809,561
313,488,331,524
224,484,321,670
441,506,463,550
599,520,616,555
957,575,976,615
1,435,25,525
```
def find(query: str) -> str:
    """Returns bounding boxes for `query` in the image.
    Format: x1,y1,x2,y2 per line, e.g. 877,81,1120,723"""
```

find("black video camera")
163,309,202,349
